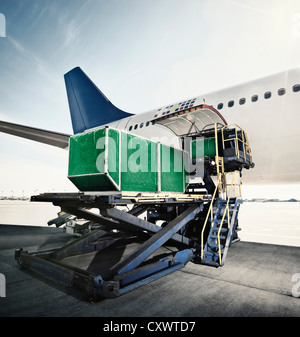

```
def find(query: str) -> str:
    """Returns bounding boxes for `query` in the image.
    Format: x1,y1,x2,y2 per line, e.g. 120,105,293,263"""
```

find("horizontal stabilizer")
64,67,133,134
0,120,70,149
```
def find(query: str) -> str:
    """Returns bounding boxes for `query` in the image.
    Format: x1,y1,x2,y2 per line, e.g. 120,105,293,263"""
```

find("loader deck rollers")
15,190,241,300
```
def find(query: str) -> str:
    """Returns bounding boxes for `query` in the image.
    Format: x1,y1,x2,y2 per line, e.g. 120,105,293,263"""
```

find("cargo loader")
15,106,254,300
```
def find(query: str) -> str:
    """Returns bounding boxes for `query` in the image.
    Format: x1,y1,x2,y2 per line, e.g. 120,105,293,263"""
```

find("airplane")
5,66,299,298
1,66,300,185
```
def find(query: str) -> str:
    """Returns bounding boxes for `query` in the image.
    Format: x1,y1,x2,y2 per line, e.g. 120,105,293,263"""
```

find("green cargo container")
68,127,189,193
191,137,216,159
120,132,158,192
68,128,120,191
160,144,189,193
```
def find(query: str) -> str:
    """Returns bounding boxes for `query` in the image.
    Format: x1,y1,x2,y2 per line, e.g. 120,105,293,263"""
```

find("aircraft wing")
0,120,70,149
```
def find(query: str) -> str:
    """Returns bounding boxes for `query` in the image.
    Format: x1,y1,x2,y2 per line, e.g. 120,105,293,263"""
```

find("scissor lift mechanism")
15,123,253,300
15,192,210,299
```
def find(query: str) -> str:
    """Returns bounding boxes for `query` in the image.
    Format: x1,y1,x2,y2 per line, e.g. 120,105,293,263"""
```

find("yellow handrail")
216,172,237,265
201,123,243,265
200,175,221,260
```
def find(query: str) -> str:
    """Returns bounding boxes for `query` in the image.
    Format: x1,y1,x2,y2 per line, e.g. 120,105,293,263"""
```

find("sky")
0,0,300,198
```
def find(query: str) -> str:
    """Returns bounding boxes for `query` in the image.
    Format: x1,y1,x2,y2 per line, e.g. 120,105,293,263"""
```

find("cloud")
62,17,88,48
8,36,44,66
7,35,59,83
56,0,93,50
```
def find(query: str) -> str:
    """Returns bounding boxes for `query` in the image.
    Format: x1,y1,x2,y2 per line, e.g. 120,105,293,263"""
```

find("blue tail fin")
64,67,133,134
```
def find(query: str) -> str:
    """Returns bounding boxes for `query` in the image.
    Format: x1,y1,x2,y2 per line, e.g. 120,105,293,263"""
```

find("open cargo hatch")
151,104,227,136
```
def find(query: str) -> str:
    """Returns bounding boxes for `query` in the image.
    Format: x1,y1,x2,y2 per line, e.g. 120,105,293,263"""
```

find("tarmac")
0,224,299,318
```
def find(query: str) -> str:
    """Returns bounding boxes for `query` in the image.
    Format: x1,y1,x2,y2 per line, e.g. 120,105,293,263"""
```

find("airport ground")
0,200,299,320
1,200,299,247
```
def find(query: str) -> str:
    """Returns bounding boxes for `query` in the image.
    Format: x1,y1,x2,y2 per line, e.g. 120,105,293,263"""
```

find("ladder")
200,124,242,267
201,197,242,267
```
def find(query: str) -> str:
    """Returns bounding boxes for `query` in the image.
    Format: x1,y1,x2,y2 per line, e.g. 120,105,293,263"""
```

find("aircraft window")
217,103,223,110
129,126,133,131
239,98,246,105
293,84,300,92
251,95,258,102
134,124,138,130
278,88,285,96
152,121,155,125
140,122,144,128
146,121,150,127
228,100,234,108
264,91,271,99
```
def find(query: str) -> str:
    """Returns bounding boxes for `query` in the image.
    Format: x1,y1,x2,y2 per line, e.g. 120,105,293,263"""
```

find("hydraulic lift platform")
14,123,253,300
15,192,208,300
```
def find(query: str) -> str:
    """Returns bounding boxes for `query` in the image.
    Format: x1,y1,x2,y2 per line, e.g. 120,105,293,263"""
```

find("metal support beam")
15,249,118,299
48,212,75,227
50,228,108,260
63,207,144,234
127,204,148,216
111,204,202,275
118,262,184,296
15,249,96,296
102,207,192,246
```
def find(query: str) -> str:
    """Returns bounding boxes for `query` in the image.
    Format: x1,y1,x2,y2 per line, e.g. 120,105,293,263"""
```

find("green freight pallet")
68,127,189,193
190,137,216,159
